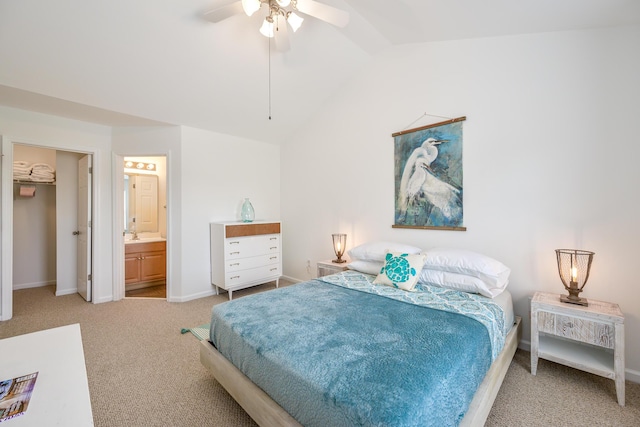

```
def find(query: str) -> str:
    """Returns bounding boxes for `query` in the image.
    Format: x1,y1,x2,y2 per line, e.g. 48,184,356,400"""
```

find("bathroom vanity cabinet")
125,240,166,289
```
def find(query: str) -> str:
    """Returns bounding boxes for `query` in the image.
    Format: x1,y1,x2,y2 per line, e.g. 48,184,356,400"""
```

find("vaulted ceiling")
1,0,639,143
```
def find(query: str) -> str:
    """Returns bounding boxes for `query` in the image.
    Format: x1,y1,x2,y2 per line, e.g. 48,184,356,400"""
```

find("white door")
77,155,92,301
135,175,158,232
55,151,81,296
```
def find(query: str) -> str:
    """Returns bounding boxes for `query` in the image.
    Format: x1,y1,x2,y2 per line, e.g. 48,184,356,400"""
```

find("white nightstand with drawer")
530,291,625,406
317,260,349,278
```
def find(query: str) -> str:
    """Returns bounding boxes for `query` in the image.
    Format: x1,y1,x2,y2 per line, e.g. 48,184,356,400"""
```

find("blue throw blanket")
210,278,500,427
321,271,507,360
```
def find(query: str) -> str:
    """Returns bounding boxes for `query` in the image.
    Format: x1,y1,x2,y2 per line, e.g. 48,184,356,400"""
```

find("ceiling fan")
205,0,350,51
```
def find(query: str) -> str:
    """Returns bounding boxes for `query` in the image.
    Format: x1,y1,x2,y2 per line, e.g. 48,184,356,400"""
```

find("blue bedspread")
210,276,505,427
321,271,507,360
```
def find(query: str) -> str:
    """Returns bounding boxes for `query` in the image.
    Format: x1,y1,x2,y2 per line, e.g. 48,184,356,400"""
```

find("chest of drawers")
210,222,282,299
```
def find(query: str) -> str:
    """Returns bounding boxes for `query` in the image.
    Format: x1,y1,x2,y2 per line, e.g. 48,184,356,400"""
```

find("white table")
0,324,94,425
316,260,349,278
530,292,625,406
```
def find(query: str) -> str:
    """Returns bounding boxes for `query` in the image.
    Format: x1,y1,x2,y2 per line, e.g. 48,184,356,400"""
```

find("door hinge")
88,220,92,228
133,183,136,189
89,167,93,174
88,274,92,281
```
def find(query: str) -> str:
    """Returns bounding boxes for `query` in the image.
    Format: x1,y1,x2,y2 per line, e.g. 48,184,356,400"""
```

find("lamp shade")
287,12,304,32
259,17,275,37
241,0,261,17
332,234,347,264
555,249,594,306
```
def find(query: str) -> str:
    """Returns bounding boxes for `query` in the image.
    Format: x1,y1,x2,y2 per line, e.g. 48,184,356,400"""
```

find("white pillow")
347,260,384,275
348,241,422,262
418,268,507,298
422,248,510,289
373,252,426,291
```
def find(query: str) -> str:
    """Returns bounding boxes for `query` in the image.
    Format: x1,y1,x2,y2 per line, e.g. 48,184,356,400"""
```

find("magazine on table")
0,372,38,423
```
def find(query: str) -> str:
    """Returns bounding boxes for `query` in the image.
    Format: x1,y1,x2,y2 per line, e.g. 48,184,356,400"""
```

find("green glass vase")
241,198,255,223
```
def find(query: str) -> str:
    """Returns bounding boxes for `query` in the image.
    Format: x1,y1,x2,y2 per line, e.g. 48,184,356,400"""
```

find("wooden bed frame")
200,316,522,426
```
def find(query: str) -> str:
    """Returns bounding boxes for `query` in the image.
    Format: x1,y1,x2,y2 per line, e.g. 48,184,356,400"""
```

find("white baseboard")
55,288,78,296
172,279,298,303
170,288,217,303
92,295,113,304
13,280,56,290
627,369,640,384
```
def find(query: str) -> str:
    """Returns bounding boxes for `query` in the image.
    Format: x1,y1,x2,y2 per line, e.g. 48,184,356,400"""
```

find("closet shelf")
13,180,56,186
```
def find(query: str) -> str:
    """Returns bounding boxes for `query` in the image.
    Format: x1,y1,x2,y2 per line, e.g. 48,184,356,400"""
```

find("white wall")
1,106,113,318
281,26,640,377
113,126,281,302
12,185,56,288
179,126,281,301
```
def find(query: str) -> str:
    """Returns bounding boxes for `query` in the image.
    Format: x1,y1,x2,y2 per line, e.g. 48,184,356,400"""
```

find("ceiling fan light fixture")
287,12,304,32
260,16,275,38
241,0,261,17
276,0,291,7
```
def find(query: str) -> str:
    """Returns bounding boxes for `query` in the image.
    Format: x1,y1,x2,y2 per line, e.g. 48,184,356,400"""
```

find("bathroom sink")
124,235,166,244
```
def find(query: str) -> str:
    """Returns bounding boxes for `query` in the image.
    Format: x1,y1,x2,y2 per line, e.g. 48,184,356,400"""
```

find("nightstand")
530,291,625,406
317,260,349,278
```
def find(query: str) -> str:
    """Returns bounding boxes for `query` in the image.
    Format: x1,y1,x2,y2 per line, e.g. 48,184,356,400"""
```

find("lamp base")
332,258,347,264
560,294,588,306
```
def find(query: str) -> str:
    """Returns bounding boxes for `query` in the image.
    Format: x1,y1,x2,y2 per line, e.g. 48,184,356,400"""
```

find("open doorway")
123,156,167,299
11,144,93,299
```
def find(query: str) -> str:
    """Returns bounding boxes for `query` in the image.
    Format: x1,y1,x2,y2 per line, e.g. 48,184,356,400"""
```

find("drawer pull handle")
229,241,240,245
270,268,278,271
270,256,277,260
270,237,277,240
230,251,240,255
229,263,240,266
270,247,278,250
230,275,240,280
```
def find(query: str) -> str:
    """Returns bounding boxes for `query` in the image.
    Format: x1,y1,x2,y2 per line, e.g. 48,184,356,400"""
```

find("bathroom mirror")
124,174,159,233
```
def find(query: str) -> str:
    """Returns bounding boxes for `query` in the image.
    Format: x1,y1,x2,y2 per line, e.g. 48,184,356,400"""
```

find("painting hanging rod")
393,115,466,138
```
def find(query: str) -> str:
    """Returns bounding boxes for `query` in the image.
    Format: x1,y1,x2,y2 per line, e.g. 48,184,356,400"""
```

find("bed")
200,267,522,427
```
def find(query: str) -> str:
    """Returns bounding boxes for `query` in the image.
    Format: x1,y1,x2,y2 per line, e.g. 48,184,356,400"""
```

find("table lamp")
332,234,347,263
555,249,594,306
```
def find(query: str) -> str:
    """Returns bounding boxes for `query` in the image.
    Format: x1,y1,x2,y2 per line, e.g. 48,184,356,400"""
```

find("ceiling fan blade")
204,1,244,23
274,15,291,52
295,0,349,28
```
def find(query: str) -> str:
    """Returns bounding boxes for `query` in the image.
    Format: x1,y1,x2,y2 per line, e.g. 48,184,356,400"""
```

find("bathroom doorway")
122,156,167,299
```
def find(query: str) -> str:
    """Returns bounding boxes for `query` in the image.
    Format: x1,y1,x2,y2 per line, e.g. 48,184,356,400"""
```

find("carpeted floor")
1,282,638,426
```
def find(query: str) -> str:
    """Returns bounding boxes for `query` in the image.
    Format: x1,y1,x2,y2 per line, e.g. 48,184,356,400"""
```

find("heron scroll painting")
393,116,466,231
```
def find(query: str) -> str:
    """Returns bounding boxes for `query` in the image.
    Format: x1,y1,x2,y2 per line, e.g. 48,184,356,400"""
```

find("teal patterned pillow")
373,252,426,291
